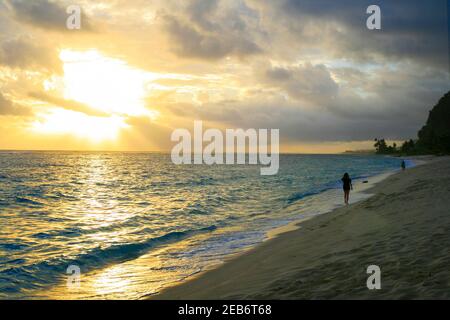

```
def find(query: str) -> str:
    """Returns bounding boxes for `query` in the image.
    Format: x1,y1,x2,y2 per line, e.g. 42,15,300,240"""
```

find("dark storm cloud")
186,0,221,31
164,14,261,60
0,0,448,147
6,0,93,31
161,61,449,142
227,0,450,143
268,0,449,68
165,16,261,60
162,0,262,60
265,64,339,102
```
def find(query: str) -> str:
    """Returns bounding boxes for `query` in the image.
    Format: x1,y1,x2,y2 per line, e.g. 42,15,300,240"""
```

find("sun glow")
32,109,127,142
60,50,154,116
33,49,160,142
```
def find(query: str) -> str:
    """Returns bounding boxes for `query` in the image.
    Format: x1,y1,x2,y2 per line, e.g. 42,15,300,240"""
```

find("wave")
175,177,217,187
285,173,375,205
14,197,45,207
0,243,30,251
0,153,402,298
285,183,338,205
32,227,83,239
46,191,78,200
286,190,321,204
30,211,172,239
173,207,210,216
0,225,217,295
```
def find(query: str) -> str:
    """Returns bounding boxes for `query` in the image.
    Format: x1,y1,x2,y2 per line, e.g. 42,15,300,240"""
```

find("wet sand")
152,156,450,299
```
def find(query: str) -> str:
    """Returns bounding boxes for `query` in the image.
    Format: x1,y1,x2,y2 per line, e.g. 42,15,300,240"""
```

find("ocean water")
0,152,406,299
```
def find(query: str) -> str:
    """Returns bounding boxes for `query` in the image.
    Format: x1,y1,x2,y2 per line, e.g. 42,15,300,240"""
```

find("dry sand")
153,156,450,299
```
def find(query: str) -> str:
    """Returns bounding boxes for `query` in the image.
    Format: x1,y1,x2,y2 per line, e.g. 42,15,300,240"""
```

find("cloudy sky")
0,0,448,152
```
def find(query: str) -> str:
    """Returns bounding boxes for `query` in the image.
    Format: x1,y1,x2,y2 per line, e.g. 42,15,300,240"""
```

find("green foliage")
416,91,450,154
374,91,450,156
374,138,397,154
400,139,415,154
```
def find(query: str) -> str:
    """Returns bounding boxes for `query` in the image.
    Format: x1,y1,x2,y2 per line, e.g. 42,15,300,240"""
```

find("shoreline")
143,160,401,299
146,160,404,299
151,156,450,299
1,154,405,300
264,154,430,244
265,169,399,241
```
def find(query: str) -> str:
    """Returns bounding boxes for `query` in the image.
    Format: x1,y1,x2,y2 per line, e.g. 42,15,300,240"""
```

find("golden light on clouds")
31,109,127,142
32,49,161,143
0,0,447,152
60,50,153,116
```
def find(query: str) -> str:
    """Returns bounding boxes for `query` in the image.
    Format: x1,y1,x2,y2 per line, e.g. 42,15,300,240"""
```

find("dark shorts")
343,188,350,192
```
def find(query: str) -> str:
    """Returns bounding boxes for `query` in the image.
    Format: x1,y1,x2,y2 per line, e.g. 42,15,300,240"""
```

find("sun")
32,109,127,142
33,49,159,142
60,49,154,116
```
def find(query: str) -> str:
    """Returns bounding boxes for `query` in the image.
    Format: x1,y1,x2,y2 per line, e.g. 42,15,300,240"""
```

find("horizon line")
0,148,376,155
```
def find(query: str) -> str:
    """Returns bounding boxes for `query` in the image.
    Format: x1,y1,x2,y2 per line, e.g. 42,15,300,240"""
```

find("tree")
417,91,450,154
400,139,415,154
373,90,450,156
374,138,387,154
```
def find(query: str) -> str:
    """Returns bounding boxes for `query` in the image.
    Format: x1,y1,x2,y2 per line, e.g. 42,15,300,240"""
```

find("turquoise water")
0,152,405,299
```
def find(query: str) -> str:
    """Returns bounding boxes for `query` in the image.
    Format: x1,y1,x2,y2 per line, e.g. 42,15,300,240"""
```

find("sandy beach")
153,156,450,299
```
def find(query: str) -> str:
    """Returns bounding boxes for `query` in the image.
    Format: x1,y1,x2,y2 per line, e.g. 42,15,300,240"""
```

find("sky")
0,0,449,153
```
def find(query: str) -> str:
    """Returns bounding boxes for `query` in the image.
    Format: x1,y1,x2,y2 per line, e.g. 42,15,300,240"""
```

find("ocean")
0,152,406,299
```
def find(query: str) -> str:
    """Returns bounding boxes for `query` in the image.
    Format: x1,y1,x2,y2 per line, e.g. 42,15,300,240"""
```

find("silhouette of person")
341,172,353,205
401,160,406,171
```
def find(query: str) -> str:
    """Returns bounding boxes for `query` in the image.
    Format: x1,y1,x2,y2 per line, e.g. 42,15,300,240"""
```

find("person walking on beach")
341,173,353,205
401,160,406,171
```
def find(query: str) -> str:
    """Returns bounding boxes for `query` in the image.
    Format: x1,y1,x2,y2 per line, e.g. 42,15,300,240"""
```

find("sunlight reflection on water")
0,152,402,299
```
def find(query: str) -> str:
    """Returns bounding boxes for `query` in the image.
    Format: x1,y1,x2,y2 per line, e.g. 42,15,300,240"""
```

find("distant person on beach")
341,173,353,205
401,160,406,171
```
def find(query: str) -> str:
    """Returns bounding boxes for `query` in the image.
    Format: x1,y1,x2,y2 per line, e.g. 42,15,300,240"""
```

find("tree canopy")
375,91,450,155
